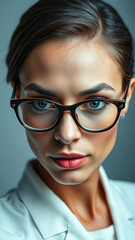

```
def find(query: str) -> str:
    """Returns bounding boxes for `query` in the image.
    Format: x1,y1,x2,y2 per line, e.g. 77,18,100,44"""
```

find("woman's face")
19,38,125,185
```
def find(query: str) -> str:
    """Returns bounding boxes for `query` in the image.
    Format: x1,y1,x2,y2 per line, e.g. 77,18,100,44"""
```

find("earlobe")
121,78,135,115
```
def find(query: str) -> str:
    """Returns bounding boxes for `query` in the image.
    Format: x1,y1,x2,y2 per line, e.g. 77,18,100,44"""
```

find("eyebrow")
78,83,115,97
24,82,115,100
24,83,60,100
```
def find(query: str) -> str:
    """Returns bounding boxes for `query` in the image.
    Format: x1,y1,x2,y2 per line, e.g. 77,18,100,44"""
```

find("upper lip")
50,152,86,160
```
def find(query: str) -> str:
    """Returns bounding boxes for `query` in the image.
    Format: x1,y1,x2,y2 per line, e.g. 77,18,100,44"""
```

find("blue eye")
31,101,54,112
88,101,105,109
80,101,108,113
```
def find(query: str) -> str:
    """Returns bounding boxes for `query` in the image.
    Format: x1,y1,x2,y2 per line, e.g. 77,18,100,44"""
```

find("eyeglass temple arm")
123,81,130,101
11,82,17,99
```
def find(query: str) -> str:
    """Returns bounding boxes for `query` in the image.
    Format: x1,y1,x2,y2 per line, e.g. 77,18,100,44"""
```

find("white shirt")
88,225,115,239
0,160,135,240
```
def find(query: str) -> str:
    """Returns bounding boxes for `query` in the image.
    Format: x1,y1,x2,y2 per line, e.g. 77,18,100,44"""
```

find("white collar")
17,160,135,239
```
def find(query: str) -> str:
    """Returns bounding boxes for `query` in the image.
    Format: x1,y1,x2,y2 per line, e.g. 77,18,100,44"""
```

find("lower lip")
51,157,86,169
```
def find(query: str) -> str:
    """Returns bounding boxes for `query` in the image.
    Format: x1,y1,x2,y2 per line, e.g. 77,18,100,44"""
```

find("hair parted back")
6,0,134,90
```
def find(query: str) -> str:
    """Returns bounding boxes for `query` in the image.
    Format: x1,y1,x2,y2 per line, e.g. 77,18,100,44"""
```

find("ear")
121,78,135,115
10,80,21,98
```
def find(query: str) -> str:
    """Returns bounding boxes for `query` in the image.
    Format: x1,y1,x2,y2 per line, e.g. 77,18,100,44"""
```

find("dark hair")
6,0,134,90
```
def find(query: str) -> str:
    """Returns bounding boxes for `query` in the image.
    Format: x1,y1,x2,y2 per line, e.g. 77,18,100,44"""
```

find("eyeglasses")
10,83,129,133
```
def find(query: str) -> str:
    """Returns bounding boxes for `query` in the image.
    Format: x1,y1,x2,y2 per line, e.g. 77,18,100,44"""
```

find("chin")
51,170,93,186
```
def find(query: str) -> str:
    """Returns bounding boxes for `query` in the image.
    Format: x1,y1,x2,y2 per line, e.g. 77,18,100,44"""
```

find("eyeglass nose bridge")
59,103,76,112
57,104,78,124
60,103,79,114
61,104,76,110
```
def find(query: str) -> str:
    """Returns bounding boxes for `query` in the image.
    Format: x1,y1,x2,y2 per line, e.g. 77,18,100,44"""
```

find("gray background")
0,0,135,197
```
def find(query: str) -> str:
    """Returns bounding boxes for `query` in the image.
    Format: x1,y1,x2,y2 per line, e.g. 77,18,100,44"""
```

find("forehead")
19,38,123,94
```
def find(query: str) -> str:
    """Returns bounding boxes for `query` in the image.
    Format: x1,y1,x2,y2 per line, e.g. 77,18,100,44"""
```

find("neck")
34,160,112,230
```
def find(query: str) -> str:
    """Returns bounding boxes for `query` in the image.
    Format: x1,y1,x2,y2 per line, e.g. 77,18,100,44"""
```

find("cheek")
90,123,118,162
26,130,54,156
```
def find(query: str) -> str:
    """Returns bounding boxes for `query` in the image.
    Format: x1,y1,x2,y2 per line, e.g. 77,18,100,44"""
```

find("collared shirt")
0,160,135,240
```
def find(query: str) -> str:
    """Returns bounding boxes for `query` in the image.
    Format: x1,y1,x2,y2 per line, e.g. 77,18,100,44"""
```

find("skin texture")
17,38,135,231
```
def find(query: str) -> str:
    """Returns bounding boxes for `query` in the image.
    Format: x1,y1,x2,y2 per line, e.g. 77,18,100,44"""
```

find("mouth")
49,152,87,169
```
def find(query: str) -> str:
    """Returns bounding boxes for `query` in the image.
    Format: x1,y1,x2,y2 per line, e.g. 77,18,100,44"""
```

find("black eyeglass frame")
10,83,129,133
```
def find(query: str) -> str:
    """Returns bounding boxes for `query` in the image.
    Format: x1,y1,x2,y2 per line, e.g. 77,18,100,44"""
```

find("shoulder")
0,189,27,220
109,178,135,195
0,188,28,218
100,166,135,207
0,189,40,239
109,179,135,208
0,189,27,238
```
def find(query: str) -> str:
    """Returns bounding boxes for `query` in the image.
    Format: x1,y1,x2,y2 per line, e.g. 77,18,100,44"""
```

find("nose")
54,111,81,144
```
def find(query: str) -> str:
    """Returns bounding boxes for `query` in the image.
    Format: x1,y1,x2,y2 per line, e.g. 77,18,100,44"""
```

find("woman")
0,0,135,239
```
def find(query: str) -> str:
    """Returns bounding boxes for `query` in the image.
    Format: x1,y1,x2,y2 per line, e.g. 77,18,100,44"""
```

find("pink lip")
50,152,87,169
